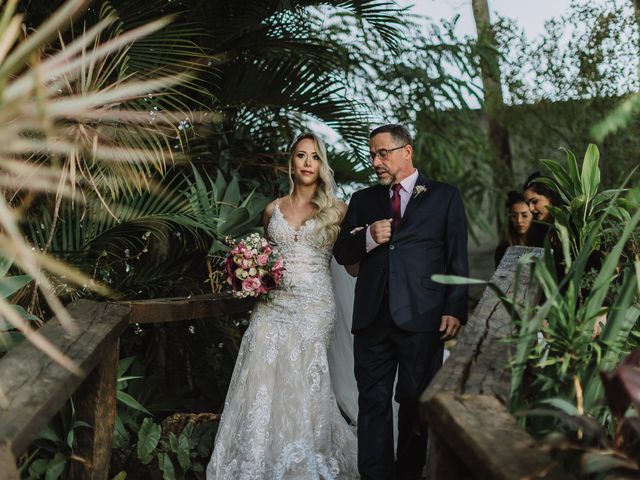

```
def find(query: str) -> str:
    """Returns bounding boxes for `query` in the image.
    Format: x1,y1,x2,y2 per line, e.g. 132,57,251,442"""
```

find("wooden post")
0,443,18,480
70,339,119,480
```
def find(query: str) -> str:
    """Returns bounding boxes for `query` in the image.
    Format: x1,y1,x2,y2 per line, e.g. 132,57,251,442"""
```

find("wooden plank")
424,393,570,480
124,293,255,324
426,433,474,480
69,339,119,480
419,246,571,479
0,442,18,480
0,300,130,457
422,246,543,403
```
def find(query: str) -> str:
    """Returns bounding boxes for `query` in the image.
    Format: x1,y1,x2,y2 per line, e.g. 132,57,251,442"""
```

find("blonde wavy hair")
288,133,342,246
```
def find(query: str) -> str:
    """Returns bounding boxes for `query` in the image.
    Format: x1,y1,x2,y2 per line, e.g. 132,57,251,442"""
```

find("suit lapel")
401,173,429,226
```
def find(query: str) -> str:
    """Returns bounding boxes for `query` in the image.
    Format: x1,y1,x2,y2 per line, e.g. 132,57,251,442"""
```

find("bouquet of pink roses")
224,233,285,299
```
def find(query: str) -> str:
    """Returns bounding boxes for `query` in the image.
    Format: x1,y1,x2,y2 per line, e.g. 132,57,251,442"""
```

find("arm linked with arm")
333,193,368,266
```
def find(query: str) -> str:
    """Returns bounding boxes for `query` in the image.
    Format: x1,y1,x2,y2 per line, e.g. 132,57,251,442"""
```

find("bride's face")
291,138,321,186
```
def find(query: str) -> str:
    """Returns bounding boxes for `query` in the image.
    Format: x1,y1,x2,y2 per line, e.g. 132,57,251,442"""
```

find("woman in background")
494,190,533,267
522,172,562,247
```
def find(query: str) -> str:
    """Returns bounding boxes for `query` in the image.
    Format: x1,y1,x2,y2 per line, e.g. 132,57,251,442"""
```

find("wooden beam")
422,246,543,402
419,247,574,479
424,393,568,480
123,293,255,324
69,339,119,480
0,300,130,458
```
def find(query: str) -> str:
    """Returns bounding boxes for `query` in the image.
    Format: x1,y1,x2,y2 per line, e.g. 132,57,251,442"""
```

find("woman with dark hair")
494,190,532,267
523,172,562,247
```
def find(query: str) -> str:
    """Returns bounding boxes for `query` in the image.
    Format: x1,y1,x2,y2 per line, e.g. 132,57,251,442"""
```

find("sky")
396,0,624,39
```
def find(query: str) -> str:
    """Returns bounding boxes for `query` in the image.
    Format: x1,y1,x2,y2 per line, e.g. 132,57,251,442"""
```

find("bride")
206,133,359,479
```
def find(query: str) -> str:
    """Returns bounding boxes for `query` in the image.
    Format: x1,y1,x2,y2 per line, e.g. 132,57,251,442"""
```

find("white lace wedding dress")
206,202,359,479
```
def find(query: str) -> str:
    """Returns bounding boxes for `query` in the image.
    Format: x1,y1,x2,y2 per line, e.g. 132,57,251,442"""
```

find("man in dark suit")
333,124,469,480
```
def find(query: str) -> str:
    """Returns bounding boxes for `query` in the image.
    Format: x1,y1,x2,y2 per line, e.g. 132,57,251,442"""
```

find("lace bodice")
267,200,333,291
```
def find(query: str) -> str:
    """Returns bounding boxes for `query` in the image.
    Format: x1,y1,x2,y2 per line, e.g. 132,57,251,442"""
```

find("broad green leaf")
38,424,61,444
539,397,580,416
562,147,581,191
540,158,573,194
44,452,67,480
220,175,241,220
0,253,14,278
29,458,49,477
580,144,600,200
111,472,128,480
176,432,191,470
137,418,161,465
117,356,137,378
117,391,151,415
0,275,32,298
159,452,177,480
218,207,251,237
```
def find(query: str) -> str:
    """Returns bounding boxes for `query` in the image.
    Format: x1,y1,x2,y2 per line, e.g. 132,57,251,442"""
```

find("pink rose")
256,254,269,266
273,257,284,271
242,277,261,295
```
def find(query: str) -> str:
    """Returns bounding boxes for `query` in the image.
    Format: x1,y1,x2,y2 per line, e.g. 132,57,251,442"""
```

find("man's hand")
370,219,392,244
439,315,461,341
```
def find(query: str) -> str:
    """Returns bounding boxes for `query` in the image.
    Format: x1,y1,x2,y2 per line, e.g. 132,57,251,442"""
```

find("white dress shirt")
365,169,419,252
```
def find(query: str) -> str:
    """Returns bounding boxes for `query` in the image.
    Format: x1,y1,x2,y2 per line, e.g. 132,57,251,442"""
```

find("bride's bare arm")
263,200,276,241
338,202,359,277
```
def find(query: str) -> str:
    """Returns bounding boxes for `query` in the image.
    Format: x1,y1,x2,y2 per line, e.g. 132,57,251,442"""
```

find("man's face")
369,133,410,186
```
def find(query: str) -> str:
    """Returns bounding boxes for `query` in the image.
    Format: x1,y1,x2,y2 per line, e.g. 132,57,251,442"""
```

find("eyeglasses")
369,145,406,161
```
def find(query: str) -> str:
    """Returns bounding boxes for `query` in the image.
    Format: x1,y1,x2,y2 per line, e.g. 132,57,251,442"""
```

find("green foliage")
497,157,640,473
184,166,270,255
18,401,91,480
0,256,38,353
539,144,637,261
494,1,640,188
138,418,162,464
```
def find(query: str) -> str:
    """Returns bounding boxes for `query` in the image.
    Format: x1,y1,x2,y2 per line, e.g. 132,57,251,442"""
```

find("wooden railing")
0,246,580,479
420,246,573,480
0,293,253,480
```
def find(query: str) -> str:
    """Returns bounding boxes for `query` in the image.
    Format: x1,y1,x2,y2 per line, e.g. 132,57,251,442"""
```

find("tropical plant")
0,256,38,358
537,144,638,262
126,417,216,479
18,400,91,480
0,0,207,372
506,148,640,422
508,202,640,420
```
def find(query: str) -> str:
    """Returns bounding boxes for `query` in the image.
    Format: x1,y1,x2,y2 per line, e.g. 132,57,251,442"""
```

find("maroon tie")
391,183,402,229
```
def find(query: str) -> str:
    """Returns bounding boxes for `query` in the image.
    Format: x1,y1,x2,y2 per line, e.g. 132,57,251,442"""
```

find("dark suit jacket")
333,173,469,333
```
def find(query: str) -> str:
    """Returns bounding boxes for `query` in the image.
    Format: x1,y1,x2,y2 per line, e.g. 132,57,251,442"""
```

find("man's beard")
376,169,395,186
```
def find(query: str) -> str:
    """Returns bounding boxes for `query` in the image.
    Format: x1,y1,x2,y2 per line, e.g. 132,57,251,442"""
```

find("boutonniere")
412,185,427,199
